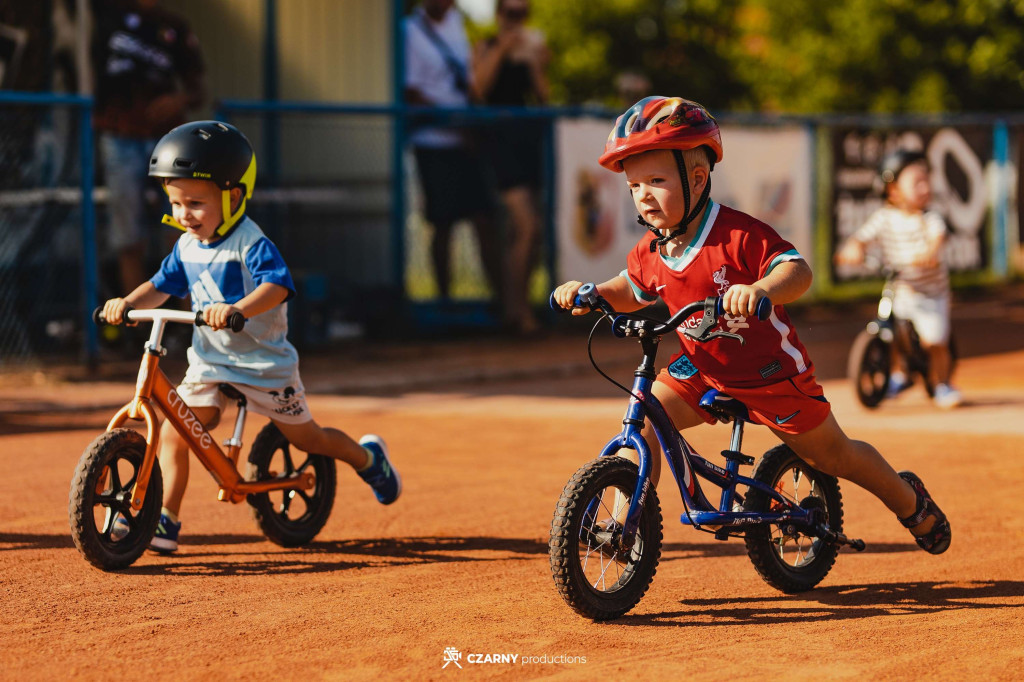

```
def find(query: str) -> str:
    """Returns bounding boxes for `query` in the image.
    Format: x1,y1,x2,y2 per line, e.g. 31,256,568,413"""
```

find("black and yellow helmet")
149,120,257,237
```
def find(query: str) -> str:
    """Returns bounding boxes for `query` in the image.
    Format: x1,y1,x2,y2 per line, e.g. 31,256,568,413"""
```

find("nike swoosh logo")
774,410,800,425
656,285,667,291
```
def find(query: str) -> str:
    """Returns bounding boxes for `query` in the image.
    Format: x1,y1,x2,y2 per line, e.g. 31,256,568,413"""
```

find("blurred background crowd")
1,0,1023,367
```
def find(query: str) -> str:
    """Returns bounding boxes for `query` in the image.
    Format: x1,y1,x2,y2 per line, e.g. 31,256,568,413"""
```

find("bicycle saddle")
698,389,749,423
218,383,247,406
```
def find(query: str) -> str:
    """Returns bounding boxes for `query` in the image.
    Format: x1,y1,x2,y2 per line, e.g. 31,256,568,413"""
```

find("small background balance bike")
847,268,958,408
548,284,864,620
69,308,336,570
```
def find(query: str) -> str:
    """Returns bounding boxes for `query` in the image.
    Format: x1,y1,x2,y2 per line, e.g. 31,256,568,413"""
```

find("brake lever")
700,329,746,345
681,297,721,342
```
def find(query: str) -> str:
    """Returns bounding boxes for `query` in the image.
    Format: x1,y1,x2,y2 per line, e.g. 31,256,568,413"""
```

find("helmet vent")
193,128,212,140
174,158,195,169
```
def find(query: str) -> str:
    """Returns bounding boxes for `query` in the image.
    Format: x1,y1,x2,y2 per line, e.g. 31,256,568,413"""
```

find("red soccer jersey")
625,202,812,388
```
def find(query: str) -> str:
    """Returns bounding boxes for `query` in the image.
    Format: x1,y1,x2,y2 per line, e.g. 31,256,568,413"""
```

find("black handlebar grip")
227,312,247,332
93,304,134,326
194,310,247,332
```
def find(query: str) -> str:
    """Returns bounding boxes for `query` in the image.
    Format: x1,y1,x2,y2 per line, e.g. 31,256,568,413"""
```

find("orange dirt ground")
2,301,1024,680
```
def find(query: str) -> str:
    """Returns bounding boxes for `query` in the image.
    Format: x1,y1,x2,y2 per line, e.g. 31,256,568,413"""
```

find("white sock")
357,446,375,472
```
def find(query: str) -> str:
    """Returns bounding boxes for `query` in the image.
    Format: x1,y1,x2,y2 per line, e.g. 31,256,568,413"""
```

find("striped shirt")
852,207,949,298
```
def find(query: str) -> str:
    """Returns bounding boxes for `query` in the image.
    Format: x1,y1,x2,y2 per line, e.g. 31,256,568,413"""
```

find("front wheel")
549,456,663,621
68,428,163,570
848,329,890,408
246,422,337,547
743,445,843,593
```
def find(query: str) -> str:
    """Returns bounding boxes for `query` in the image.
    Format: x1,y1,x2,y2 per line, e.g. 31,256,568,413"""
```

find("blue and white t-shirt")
151,217,299,388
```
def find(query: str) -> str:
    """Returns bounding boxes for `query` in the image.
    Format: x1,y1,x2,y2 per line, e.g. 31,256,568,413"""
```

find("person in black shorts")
473,0,549,333
404,0,502,308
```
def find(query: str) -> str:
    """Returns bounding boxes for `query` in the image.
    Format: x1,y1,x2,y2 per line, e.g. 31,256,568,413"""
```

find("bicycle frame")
597,334,811,547
107,310,314,511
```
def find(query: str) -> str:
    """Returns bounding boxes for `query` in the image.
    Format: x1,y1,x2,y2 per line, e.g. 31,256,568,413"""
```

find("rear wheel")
246,422,336,547
848,329,890,408
743,445,843,593
69,428,163,570
549,456,662,621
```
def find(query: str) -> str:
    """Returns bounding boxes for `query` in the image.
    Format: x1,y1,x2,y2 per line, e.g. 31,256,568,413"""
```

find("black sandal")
897,471,951,555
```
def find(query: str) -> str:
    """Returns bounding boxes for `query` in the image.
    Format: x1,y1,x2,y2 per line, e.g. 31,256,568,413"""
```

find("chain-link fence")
217,101,556,339
1,93,1019,368
0,92,97,368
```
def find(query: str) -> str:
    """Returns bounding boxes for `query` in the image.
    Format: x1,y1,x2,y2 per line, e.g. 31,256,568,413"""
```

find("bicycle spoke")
282,446,297,475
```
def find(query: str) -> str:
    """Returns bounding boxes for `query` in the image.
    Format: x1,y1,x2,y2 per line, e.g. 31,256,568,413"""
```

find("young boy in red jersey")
552,97,950,554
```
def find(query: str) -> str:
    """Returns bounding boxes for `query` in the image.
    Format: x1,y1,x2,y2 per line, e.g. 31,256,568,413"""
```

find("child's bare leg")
774,413,933,534
276,419,400,505
924,342,952,387
274,419,370,470
158,406,220,516
501,186,541,332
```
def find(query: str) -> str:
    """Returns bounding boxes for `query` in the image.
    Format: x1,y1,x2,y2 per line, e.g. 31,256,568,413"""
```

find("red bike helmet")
598,96,723,172
600,97,723,251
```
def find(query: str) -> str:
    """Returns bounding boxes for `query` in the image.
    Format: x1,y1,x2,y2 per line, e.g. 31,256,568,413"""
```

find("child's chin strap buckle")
160,190,247,236
162,214,186,231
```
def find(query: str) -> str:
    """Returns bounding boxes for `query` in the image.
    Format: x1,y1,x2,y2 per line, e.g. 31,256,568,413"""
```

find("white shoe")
933,383,962,409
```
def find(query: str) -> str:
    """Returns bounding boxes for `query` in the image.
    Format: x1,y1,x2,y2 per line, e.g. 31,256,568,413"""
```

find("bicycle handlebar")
93,307,247,333
549,283,771,343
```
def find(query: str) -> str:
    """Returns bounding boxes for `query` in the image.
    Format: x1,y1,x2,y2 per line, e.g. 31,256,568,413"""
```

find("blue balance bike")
548,284,865,620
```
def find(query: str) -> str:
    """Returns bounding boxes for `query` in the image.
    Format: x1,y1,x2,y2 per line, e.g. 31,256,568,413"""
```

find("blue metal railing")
1,87,1020,362
0,91,98,364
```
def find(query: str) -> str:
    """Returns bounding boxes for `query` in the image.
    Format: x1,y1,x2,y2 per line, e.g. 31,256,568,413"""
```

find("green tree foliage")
736,0,1024,112
498,0,1024,112
523,0,746,110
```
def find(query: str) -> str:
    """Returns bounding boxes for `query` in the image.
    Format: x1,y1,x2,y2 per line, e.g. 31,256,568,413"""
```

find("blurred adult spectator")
473,0,549,335
92,0,206,294
404,0,502,310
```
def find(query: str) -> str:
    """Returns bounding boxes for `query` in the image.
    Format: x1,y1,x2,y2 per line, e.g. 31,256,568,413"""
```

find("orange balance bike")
69,308,336,570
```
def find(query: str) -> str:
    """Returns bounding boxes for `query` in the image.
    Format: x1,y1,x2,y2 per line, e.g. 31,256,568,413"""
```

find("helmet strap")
215,189,247,237
159,188,248,238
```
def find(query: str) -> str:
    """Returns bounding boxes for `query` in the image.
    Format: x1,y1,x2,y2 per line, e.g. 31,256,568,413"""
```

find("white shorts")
175,381,313,425
892,290,951,346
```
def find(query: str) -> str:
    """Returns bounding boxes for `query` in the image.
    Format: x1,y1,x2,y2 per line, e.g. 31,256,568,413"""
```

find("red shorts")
657,367,831,435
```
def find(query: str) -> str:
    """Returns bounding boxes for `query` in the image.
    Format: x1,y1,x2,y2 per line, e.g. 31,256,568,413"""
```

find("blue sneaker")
357,435,401,505
150,513,181,553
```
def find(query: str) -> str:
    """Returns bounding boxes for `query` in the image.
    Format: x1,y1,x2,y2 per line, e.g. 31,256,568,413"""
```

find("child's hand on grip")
202,303,243,331
721,284,768,318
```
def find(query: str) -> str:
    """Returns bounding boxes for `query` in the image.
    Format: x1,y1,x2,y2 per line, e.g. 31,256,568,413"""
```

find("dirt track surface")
2,299,1024,680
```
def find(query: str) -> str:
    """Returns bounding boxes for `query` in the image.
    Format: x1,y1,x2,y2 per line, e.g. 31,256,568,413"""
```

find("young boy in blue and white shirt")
102,121,400,552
